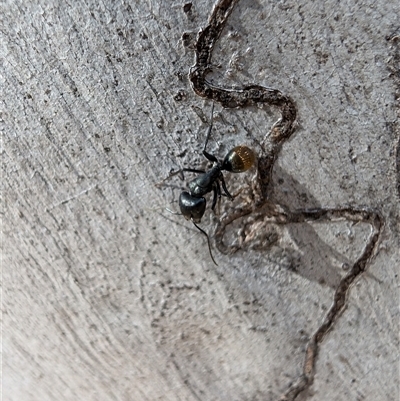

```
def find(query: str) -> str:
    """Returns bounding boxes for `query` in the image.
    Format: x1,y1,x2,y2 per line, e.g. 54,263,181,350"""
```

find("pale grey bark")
3,1,399,400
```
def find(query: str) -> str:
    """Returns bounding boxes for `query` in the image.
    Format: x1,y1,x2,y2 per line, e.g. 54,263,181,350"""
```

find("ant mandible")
159,104,256,265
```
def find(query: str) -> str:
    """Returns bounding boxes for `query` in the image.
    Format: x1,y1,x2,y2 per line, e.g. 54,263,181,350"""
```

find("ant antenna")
165,206,217,265
192,221,218,266
203,102,215,152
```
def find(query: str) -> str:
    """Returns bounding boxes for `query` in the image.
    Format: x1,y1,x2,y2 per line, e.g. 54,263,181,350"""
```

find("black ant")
158,104,256,265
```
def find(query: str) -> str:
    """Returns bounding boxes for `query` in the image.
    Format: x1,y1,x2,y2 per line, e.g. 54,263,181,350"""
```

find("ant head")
179,191,206,223
221,145,256,173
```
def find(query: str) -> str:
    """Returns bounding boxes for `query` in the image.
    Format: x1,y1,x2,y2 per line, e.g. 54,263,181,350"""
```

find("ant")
158,104,256,265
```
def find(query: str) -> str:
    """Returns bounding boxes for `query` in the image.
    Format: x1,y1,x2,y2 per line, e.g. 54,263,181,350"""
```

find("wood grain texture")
3,1,399,400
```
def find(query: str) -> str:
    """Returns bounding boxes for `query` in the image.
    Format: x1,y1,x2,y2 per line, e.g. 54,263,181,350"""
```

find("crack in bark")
189,1,385,399
387,29,400,200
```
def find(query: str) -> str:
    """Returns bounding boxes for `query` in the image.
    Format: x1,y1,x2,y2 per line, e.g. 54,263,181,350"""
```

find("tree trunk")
3,0,399,400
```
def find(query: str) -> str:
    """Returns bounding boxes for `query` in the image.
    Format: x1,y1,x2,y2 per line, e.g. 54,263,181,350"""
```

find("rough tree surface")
3,1,399,400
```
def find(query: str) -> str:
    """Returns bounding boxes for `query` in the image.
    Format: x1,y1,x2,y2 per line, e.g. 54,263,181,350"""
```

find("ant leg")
203,150,219,164
203,102,215,153
202,103,220,164
182,168,206,175
211,182,221,212
220,174,234,200
155,168,206,188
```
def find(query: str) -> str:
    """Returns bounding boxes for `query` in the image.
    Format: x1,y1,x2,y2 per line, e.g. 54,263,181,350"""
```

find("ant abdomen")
222,145,256,173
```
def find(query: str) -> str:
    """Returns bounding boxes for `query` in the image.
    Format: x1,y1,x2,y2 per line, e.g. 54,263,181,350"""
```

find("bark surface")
3,1,399,400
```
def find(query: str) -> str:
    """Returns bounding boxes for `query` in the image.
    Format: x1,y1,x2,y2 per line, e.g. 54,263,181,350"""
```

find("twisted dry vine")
189,0,384,399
